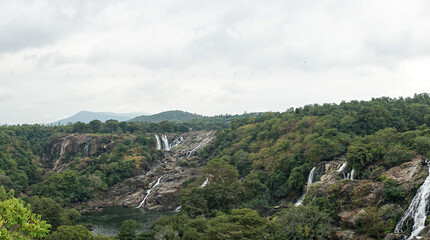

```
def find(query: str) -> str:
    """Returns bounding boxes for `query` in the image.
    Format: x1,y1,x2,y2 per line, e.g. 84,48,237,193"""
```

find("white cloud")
0,0,429,124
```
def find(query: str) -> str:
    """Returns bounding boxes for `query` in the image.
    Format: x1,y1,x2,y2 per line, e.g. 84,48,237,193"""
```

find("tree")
267,205,335,240
117,219,141,240
307,137,340,162
104,120,119,133
415,136,430,155
180,158,244,217
0,186,51,239
89,120,102,133
383,179,407,204
60,208,81,226
47,225,92,240
60,170,90,202
355,207,386,239
94,234,115,240
206,209,268,240
159,121,174,132
29,197,63,230
73,121,87,133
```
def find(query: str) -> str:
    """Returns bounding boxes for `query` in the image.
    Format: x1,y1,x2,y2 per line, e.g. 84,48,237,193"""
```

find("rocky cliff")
57,131,218,212
303,157,429,240
42,133,117,172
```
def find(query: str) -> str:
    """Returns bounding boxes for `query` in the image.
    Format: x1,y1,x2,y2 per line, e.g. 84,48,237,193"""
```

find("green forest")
1,93,430,239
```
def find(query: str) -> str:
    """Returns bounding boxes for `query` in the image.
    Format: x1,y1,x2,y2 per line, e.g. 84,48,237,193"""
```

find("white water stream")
294,166,316,206
161,135,170,151
169,136,184,149
394,161,430,239
337,162,347,173
83,141,90,158
200,178,209,188
350,169,355,180
155,135,161,150
137,174,167,208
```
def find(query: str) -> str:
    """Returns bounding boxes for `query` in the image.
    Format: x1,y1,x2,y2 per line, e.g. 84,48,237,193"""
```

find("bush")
355,207,386,239
415,136,430,155
383,144,414,168
267,205,336,240
117,219,141,240
47,225,92,240
383,179,407,204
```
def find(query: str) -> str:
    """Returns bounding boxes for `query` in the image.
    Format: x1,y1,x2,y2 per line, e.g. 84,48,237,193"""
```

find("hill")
2,93,430,239
155,93,430,239
50,111,144,125
129,110,204,123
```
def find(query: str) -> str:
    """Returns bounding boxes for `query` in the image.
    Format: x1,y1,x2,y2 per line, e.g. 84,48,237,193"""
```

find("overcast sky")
1,0,430,124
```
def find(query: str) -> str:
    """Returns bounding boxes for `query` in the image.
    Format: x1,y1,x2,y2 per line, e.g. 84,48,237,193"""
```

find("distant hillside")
129,110,204,123
50,111,144,125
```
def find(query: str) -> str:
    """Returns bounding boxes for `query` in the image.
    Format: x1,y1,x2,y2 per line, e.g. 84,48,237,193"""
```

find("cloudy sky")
1,0,430,124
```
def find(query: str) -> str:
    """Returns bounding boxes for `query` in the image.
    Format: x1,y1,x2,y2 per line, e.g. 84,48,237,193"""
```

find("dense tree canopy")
0,93,429,239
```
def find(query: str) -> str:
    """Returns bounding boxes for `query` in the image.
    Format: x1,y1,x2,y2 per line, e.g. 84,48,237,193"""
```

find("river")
79,207,175,237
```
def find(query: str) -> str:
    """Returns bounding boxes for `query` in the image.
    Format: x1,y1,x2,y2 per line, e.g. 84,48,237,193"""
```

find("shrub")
267,205,336,240
383,179,407,204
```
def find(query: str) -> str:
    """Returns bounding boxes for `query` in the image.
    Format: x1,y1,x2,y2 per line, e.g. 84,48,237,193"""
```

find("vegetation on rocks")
0,93,430,238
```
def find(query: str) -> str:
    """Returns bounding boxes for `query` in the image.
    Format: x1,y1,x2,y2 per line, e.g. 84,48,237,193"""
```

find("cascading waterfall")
186,137,212,158
169,136,184,149
337,162,347,173
337,162,348,179
294,166,316,206
161,135,170,151
186,146,199,158
83,141,90,158
137,174,167,208
394,161,430,239
200,178,209,188
350,169,355,180
306,167,317,189
155,135,161,150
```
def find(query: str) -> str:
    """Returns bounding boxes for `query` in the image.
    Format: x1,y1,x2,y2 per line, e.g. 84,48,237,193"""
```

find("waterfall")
200,178,209,188
337,162,348,179
137,174,167,208
155,135,161,150
306,167,316,190
394,161,430,239
294,166,316,206
186,146,199,158
169,136,184,149
350,169,355,180
161,135,170,151
335,160,356,180
337,162,347,173
83,141,90,158
186,137,212,158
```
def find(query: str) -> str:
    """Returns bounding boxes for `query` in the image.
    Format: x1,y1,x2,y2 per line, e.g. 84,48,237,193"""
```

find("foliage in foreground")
0,186,51,239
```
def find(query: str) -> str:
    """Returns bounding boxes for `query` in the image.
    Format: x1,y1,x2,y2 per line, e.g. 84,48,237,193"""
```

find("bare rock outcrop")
43,134,118,172
383,157,423,190
308,157,426,236
71,130,216,213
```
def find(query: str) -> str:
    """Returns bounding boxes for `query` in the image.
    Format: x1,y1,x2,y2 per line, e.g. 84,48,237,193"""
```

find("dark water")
79,207,175,237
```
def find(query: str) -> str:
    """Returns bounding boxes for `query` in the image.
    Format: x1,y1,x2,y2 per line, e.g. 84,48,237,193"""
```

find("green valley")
1,93,430,239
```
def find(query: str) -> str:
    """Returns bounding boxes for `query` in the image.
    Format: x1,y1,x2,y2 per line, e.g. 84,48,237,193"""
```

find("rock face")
42,134,117,172
69,130,216,213
308,157,426,236
383,158,423,190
